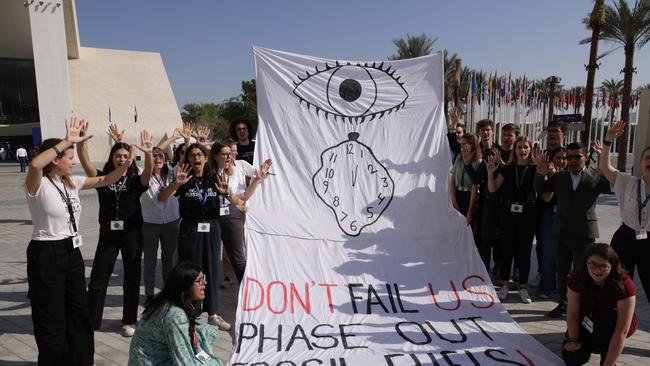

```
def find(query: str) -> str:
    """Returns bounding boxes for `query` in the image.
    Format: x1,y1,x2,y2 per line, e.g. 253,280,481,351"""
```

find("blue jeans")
537,206,557,294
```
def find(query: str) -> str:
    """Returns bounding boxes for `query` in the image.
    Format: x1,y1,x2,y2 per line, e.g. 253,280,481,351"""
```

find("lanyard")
515,165,529,191
47,176,78,235
637,179,650,228
112,177,127,220
152,173,166,192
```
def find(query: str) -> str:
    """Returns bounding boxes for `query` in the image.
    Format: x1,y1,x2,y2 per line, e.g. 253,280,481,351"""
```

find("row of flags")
464,72,642,110
108,105,138,123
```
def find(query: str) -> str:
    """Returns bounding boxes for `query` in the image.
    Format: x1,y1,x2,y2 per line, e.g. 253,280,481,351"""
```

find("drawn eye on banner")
295,61,407,236
293,61,408,123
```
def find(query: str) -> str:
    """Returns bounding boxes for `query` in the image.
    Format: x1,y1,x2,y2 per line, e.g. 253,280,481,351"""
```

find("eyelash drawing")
293,61,409,124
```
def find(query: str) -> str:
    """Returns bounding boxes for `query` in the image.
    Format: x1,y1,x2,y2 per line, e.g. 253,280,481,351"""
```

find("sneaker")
538,292,551,299
497,286,508,301
208,314,232,331
121,324,135,337
548,303,566,318
221,277,231,289
519,289,532,304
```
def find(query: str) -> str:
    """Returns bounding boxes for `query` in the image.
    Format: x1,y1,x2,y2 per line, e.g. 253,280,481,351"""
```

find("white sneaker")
497,286,508,301
121,324,135,337
519,289,532,304
208,314,231,331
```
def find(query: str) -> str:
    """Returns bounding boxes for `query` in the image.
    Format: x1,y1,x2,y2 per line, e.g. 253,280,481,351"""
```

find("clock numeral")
329,152,337,163
351,165,358,187
366,206,375,219
367,164,378,175
339,210,348,222
377,193,386,206
346,143,354,155
322,180,329,194
349,220,358,232
325,168,334,179
381,177,389,187
333,196,340,207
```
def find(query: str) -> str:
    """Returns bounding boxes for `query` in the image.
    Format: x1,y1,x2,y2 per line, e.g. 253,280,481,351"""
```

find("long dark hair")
142,261,203,321
39,138,75,189
172,143,185,167
210,140,234,176
183,143,215,185
102,143,138,176
578,243,627,298
152,147,170,179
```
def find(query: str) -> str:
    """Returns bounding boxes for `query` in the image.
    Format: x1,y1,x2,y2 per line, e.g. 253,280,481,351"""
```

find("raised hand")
65,117,93,144
215,173,230,195
193,125,212,143
174,163,192,186
136,129,154,154
107,123,125,143
606,121,626,141
259,159,273,178
532,148,550,175
449,107,461,127
172,128,182,140
180,122,193,141
486,155,497,174
492,148,505,166
592,140,603,156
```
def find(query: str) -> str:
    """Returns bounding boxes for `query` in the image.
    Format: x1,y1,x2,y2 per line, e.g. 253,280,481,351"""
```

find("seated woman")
563,243,637,366
128,262,223,365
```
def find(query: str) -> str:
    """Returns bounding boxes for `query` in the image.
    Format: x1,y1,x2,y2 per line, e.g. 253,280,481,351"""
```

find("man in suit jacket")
534,142,610,318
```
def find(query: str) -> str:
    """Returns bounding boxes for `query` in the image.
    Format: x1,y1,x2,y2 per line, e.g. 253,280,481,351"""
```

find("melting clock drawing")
295,61,407,236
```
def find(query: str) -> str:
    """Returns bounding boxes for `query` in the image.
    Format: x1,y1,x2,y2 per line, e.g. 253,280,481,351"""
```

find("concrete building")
0,0,182,160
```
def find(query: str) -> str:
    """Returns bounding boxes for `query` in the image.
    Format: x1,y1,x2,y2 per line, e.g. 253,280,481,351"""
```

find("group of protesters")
23,116,266,365
448,109,648,365
22,109,650,365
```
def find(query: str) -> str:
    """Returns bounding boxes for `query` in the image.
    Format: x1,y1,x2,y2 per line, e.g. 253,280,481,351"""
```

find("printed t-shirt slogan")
229,47,563,366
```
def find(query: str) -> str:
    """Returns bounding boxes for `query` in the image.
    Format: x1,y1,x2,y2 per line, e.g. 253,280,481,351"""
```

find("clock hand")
352,165,359,187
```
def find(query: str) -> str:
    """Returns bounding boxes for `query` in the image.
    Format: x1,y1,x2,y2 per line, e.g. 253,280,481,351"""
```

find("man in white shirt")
16,145,28,172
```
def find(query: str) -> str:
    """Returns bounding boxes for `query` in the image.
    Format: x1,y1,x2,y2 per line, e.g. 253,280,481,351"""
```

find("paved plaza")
0,163,648,365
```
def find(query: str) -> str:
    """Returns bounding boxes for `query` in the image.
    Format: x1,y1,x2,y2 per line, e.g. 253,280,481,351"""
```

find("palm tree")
638,82,650,91
388,34,436,60
581,0,606,143
583,0,650,171
600,78,624,121
443,50,460,118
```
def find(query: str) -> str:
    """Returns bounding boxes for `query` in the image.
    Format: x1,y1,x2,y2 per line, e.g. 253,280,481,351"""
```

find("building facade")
0,0,182,161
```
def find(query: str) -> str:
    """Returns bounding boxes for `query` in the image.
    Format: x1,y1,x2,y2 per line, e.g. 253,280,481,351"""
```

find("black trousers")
499,208,536,285
556,236,593,304
87,223,143,329
19,156,27,172
219,204,246,283
611,224,650,303
479,195,502,272
178,218,222,315
27,238,94,365
562,308,617,366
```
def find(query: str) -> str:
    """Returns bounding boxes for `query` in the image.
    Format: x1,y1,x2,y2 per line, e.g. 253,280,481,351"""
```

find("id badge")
220,206,230,216
635,229,647,240
110,220,124,231
581,316,594,333
195,350,210,363
72,234,83,249
510,204,523,213
197,223,210,232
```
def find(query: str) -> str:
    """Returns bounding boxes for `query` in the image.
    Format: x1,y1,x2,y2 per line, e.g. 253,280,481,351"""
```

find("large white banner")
229,47,562,366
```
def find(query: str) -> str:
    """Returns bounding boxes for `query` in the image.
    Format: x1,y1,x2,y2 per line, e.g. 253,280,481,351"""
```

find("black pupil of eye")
339,79,362,102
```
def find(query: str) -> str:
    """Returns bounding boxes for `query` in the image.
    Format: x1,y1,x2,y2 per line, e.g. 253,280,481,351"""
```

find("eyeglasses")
194,274,207,284
587,261,611,271
188,153,205,158
566,155,583,161
152,153,165,159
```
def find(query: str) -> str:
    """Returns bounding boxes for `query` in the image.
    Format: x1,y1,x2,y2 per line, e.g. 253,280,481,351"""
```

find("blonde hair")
40,138,76,189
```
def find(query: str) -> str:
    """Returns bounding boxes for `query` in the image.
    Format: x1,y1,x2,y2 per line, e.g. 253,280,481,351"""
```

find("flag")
134,105,138,123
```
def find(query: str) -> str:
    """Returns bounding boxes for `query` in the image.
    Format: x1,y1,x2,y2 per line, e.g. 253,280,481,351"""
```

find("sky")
75,0,650,108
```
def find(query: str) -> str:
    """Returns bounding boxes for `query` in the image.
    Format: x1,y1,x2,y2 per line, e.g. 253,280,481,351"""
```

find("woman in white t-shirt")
209,140,271,286
25,118,135,365
594,120,650,303
141,146,180,304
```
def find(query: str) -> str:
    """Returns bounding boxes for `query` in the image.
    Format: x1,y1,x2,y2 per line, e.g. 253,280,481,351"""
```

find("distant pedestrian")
16,144,28,172
230,118,256,165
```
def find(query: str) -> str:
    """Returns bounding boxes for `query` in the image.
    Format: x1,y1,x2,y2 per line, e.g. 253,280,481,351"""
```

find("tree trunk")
617,45,635,172
582,0,605,143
